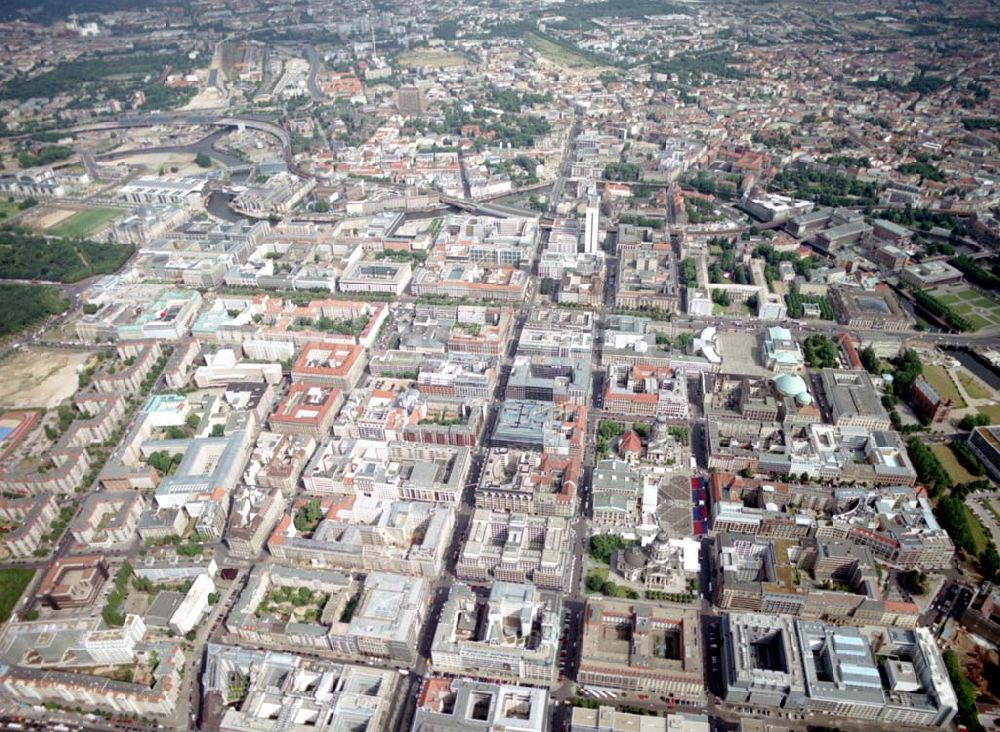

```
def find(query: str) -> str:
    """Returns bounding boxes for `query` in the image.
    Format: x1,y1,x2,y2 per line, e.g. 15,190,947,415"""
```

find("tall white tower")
584,193,600,254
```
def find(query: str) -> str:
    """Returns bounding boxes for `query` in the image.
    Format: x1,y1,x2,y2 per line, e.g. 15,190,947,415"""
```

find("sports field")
47,207,121,238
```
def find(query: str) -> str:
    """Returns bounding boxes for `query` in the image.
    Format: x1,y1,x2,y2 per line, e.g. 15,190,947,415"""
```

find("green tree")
943,649,983,732
981,543,1000,583
294,499,324,532
890,349,923,399
194,152,212,168
906,438,950,497
589,534,627,563
802,334,839,368
860,345,883,375
959,413,990,431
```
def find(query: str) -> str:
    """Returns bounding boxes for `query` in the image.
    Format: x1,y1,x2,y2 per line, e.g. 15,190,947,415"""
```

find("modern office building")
969,425,1000,481
819,369,891,431
721,613,957,727
201,644,399,731
431,582,561,686
412,678,549,732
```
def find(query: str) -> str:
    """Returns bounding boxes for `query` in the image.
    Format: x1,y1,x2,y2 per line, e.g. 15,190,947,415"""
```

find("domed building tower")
616,544,647,583
773,373,821,426
773,373,809,402
646,414,676,465
650,529,672,564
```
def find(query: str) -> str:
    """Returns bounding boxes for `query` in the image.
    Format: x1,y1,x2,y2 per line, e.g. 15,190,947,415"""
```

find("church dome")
624,545,646,568
774,373,808,398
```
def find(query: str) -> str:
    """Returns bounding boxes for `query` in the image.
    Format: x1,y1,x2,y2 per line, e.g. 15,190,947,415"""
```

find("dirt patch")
23,206,76,231
107,152,209,176
0,348,93,409
950,627,1000,704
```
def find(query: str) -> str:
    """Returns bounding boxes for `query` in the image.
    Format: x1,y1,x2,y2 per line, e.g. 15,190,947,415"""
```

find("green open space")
0,284,68,338
922,365,966,409
967,313,994,330
981,498,1000,525
930,284,1000,331
526,32,601,68
956,370,993,400
930,443,978,485
0,567,35,623
963,503,990,555
395,48,469,68
48,208,121,239
0,230,134,283
0,200,25,222
976,404,1000,423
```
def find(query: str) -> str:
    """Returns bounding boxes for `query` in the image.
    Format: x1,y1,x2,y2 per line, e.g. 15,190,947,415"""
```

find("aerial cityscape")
0,0,997,731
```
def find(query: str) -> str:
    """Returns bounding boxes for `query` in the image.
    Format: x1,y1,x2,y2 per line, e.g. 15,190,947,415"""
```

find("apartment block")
68,491,143,550
0,495,58,557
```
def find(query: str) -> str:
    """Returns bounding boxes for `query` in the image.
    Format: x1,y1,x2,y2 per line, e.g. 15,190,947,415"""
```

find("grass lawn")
0,567,35,623
976,404,1000,423
964,502,990,555
48,208,121,238
0,200,25,222
395,49,469,68
526,32,600,68
932,286,1000,331
966,313,994,331
957,370,993,400
930,444,978,484
922,365,966,409
982,498,1000,525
